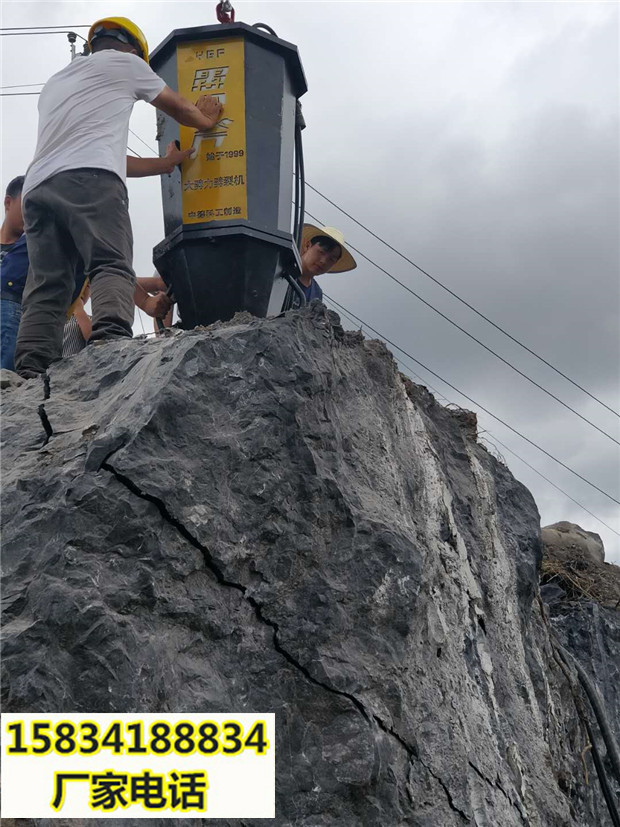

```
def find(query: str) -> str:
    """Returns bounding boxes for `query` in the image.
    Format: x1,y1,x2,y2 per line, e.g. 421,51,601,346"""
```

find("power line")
307,182,619,419
0,31,87,41
136,309,147,337
324,293,620,506
0,26,90,30
0,92,41,96
324,295,451,403
0,88,145,161
0,82,43,90
326,296,619,535
482,434,620,537
1,99,157,159
306,209,619,447
128,128,158,156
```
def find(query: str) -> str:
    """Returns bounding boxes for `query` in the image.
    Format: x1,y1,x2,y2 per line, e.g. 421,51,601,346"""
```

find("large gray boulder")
542,521,605,565
1,305,618,825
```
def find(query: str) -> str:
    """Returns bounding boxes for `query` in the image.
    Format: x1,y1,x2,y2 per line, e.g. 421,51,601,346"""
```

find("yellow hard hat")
88,17,149,63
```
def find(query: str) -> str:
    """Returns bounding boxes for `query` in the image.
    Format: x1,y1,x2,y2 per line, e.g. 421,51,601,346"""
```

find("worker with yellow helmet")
15,17,223,378
88,17,151,63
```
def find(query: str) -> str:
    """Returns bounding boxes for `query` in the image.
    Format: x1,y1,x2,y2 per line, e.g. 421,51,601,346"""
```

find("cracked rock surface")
1,304,617,825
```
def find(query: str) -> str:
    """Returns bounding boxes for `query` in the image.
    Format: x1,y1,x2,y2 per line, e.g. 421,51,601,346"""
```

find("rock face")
1,305,618,826
542,521,605,565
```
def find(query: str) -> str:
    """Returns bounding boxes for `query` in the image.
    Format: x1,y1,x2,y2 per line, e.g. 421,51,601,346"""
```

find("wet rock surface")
2,305,618,826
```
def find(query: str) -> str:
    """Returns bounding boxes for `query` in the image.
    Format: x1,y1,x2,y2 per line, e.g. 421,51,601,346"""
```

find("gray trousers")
15,169,135,376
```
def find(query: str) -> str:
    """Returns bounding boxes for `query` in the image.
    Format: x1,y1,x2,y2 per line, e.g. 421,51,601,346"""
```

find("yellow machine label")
177,38,248,223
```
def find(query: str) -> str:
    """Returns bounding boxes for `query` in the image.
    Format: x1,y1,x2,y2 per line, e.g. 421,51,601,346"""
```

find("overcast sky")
2,1,619,561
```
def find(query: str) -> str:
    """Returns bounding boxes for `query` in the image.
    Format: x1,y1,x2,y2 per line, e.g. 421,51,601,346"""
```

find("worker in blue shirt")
0,175,94,371
0,176,27,371
297,224,357,303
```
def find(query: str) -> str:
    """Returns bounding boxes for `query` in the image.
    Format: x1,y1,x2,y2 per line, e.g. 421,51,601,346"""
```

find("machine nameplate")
177,37,248,224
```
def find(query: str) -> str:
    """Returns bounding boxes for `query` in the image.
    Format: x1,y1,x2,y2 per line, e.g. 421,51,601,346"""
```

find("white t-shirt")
23,51,166,198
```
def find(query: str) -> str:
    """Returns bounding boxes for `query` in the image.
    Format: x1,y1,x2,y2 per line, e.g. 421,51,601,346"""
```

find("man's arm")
134,279,172,319
127,141,194,178
73,300,92,342
150,87,223,131
137,275,168,294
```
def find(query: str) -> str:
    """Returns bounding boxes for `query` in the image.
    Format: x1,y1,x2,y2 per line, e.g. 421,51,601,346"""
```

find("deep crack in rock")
37,403,53,444
102,459,474,822
2,308,617,826
468,760,527,823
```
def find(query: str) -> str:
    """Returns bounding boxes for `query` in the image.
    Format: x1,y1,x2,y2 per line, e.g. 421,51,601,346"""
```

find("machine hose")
282,269,306,307
584,715,620,827
537,595,619,825
294,123,305,250
556,643,620,788
293,129,301,244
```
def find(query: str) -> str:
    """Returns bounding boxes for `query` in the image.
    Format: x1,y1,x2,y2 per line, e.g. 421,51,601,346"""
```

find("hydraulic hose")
557,644,620,787
295,127,305,249
584,716,620,827
293,100,306,251
281,269,306,307
293,129,300,245
536,594,619,825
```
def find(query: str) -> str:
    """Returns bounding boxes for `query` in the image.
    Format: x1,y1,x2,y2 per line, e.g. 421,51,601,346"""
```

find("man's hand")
161,141,195,172
195,95,223,129
152,86,223,132
143,292,173,319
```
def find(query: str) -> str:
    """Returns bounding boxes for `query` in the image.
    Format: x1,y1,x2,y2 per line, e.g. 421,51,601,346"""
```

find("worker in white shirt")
15,16,222,378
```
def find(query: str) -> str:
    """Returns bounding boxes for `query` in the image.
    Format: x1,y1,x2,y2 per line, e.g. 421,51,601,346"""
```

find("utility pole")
67,31,77,61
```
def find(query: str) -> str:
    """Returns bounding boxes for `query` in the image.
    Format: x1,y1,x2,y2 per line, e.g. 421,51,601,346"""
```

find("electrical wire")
137,309,147,337
0,92,41,96
0,31,87,41
306,210,619,447
0,82,44,90
128,128,157,156
481,435,620,536
0,25,90,30
308,183,619,419
324,294,620,505
325,295,450,401
325,296,620,536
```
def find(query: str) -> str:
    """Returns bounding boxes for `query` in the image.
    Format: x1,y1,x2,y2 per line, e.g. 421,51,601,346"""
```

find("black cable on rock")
557,644,620,787
583,716,620,827
538,596,620,827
